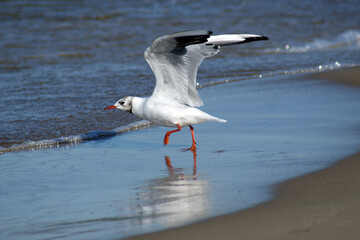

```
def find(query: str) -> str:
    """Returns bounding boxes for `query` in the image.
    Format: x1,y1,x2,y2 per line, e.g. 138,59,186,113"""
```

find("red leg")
189,125,196,150
164,124,181,145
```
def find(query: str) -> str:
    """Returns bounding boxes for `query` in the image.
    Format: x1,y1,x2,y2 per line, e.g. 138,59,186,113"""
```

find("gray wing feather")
144,30,268,107
145,30,216,107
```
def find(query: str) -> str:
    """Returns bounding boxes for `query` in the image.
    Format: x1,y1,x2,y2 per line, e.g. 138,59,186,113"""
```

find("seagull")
105,30,268,150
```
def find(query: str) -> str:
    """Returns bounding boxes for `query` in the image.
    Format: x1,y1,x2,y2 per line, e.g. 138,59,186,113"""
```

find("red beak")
104,105,117,110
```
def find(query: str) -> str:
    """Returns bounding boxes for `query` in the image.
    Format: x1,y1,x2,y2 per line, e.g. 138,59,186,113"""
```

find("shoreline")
127,152,360,240
1,66,358,154
311,66,360,87
1,66,359,240
126,67,360,240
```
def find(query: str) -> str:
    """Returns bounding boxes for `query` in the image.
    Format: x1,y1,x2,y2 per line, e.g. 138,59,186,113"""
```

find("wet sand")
126,67,360,240
311,66,360,87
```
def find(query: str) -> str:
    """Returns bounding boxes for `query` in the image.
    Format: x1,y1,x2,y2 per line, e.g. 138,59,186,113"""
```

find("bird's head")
104,96,133,113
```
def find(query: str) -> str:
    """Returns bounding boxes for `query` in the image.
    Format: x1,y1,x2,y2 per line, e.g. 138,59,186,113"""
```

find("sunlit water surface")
1,1,360,239
0,0,359,149
1,75,360,239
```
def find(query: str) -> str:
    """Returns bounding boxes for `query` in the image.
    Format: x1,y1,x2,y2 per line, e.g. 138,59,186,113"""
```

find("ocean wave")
276,62,356,75
199,62,356,89
1,62,357,154
270,30,360,53
0,120,152,154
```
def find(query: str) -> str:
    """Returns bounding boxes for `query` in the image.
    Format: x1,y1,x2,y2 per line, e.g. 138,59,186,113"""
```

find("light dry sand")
126,67,360,240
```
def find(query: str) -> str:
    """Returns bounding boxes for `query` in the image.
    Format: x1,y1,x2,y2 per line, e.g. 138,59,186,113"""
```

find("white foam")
271,30,360,53
0,120,152,154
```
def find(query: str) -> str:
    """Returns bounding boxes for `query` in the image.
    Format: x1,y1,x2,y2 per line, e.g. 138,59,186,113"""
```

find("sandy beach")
126,67,360,240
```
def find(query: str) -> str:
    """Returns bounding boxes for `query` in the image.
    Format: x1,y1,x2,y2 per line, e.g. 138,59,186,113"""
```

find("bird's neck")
131,96,148,117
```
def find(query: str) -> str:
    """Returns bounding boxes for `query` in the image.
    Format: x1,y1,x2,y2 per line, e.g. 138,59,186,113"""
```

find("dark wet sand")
126,67,360,240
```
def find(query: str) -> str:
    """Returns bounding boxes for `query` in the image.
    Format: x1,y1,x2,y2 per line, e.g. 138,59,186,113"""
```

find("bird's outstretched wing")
144,30,268,107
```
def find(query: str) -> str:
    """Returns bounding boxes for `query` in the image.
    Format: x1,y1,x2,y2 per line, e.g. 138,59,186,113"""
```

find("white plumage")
105,30,268,150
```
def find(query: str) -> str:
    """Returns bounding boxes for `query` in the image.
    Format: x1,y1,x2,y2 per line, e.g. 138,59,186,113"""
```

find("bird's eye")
119,101,125,105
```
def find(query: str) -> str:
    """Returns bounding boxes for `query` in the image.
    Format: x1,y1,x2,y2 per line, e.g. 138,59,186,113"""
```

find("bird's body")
131,96,226,128
105,30,268,150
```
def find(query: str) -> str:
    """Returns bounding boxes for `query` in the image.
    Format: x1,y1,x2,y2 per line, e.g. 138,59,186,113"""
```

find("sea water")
1,1,360,239
1,75,360,240
1,0,359,149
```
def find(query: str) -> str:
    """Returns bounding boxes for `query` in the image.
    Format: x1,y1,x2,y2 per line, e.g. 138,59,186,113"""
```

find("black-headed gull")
105,30,268,150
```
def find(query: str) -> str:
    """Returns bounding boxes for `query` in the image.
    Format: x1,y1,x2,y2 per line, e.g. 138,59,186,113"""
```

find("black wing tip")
171,30,213,54
170,30,212,37
242,35,269,43
249,35,269,41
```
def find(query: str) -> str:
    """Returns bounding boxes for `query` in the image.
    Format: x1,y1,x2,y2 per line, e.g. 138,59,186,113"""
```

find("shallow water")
1,75,360,240
1,1,360,239
1,0,359,150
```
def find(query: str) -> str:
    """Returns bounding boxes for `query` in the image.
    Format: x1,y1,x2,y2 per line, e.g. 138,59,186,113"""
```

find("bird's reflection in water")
132,152,209,228
166,148,197,176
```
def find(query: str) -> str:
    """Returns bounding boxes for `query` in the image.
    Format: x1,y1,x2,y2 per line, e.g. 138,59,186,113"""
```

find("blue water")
1,1,360,239
1,0,359,149
1,75,360,240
